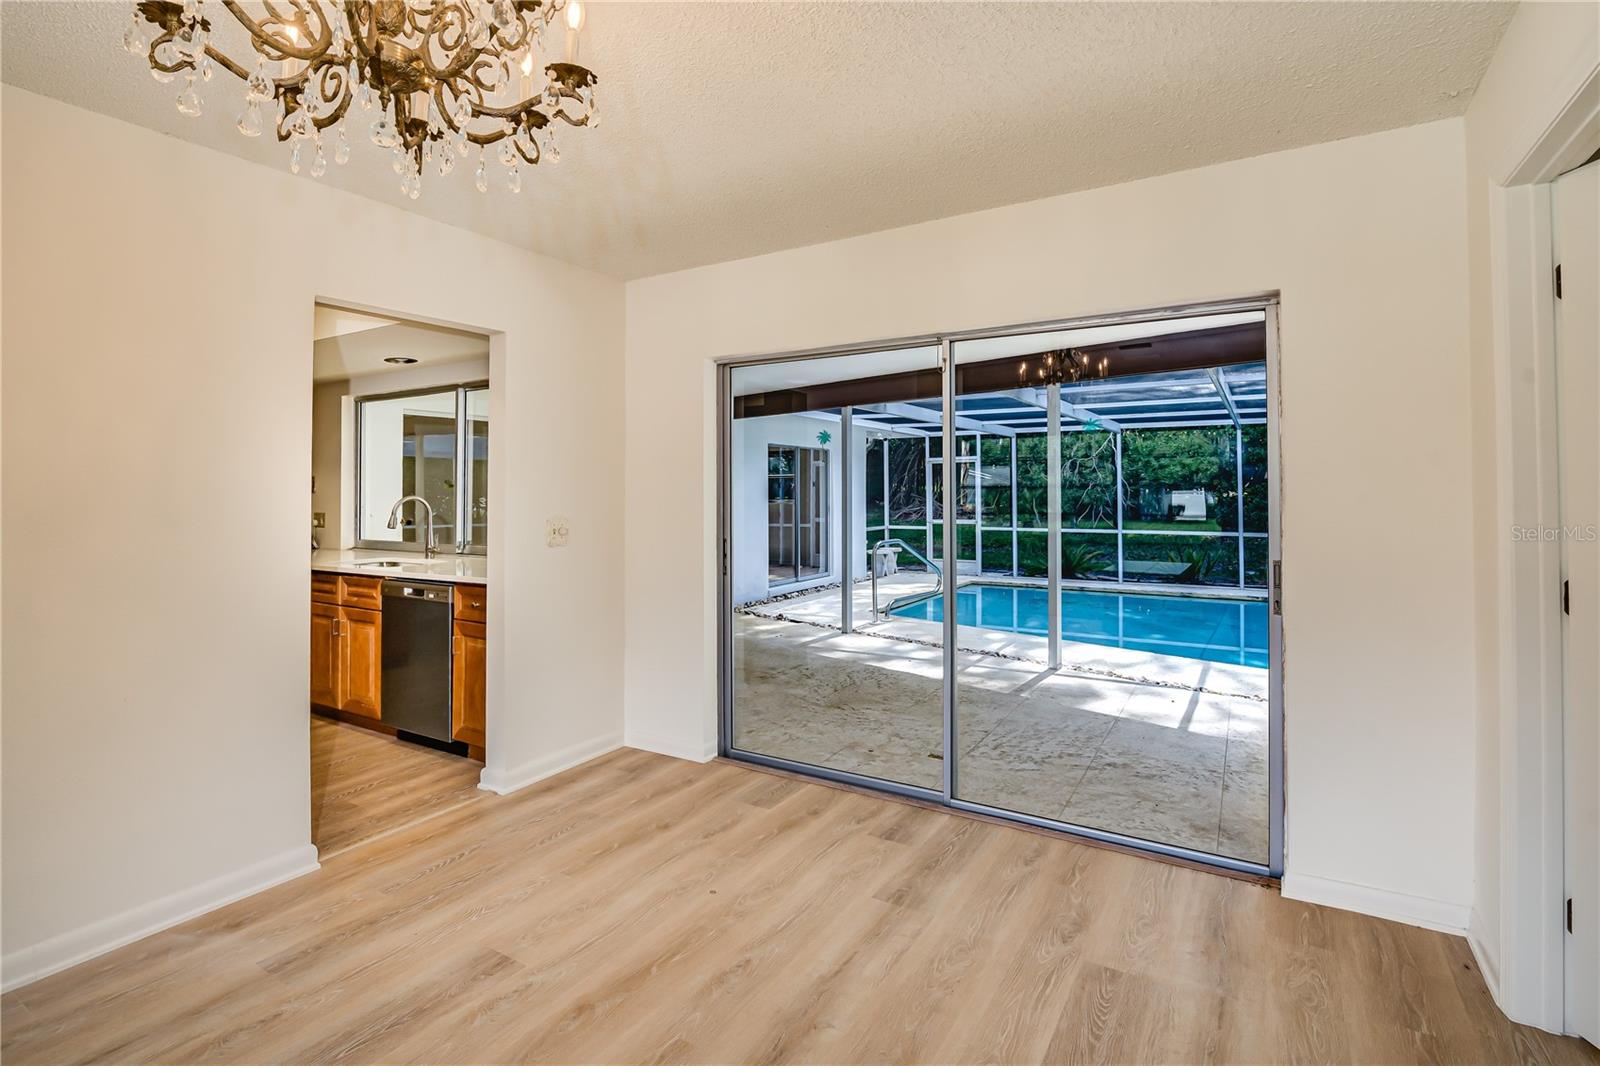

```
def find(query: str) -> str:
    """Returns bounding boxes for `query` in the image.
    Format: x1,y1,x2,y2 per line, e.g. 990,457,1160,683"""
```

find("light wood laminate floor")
311,714,484,857
4,748,1594,1065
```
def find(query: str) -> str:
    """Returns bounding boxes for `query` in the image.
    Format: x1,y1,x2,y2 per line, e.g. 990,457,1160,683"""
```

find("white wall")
624,118,1480,923
310,379,347,545
0,88,626,987
1462,0,1600,1024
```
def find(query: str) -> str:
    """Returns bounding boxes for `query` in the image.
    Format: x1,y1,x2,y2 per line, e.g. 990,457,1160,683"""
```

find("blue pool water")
889,583,1269,668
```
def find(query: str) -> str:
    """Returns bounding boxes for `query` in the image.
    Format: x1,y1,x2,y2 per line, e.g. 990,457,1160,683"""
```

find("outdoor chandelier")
124,0,598,198
1020,349,1111,387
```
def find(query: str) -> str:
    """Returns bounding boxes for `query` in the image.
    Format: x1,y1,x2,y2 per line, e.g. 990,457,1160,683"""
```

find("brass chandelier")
124,0,598,197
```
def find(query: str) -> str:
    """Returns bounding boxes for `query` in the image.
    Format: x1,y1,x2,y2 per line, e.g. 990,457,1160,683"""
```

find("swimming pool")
889,583,1269,668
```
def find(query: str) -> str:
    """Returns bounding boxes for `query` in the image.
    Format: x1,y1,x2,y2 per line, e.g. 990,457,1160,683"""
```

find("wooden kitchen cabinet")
339,607,383,719
312,571,486,757
310,575,383,721
309,601,341,708
452,619,487,748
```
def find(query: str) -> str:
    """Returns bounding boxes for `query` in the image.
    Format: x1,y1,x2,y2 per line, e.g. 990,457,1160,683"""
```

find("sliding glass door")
946,322,1273,866
726,346,947,792
721,305,1282,874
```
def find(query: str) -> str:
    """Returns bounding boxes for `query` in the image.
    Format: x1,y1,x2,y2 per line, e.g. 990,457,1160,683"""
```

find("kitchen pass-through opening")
307,302,493,857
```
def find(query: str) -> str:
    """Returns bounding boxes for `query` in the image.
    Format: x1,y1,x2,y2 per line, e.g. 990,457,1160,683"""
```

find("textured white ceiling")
1,1,1514,279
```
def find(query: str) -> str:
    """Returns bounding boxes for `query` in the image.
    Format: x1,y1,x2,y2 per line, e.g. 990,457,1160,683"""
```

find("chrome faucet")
386,495,440,558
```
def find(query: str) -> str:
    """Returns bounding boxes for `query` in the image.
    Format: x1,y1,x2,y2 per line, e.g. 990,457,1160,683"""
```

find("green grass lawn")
1121,519,1225,532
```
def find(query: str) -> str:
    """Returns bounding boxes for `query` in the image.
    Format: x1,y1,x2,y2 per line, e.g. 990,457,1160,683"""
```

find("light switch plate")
546,517,570,548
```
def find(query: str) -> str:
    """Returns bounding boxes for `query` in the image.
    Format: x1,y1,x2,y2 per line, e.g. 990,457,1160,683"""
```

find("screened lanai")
857,358,1269,590
734,312,1273,612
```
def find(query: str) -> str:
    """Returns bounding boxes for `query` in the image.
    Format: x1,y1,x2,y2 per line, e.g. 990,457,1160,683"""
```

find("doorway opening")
719,300,1284,876
308,302,492,857
767,444,830,588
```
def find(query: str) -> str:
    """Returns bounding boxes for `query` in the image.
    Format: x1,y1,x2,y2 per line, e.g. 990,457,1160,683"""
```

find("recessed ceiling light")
384,356,419,365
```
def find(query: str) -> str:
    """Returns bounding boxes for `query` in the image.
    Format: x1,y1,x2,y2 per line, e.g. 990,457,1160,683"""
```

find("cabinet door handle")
470,600,483,610
332,618,341,637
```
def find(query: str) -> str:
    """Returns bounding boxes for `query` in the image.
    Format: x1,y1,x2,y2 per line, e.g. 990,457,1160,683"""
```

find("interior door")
1555,158,1599,1046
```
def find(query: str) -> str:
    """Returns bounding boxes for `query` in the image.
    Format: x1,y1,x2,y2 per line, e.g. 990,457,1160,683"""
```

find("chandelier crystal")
125,0,598,198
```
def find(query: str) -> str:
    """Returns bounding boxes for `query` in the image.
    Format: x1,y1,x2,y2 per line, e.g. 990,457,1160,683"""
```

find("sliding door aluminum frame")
717,295,1285,877
353,379,489,555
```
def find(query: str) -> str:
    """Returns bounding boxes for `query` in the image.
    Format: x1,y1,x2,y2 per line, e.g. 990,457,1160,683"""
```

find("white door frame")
1481,55,1600,1032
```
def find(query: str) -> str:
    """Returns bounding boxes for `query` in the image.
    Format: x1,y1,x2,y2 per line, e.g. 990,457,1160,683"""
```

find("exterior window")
356,383,488,554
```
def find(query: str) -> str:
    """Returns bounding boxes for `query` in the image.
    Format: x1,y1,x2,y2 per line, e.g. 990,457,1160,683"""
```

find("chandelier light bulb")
565,1,585,32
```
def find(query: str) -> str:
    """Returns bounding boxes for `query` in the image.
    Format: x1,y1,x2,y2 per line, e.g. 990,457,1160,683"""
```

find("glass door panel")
947,317,1273,868
729,346,946,791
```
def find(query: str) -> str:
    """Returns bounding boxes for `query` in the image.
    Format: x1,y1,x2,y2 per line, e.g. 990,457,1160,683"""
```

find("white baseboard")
1,844,319,994
478,732,624,795
1467,910,1502,1004
1280,872,1471,934
624,729,718,764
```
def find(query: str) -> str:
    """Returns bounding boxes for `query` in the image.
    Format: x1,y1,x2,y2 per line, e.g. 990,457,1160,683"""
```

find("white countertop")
311,548,487,586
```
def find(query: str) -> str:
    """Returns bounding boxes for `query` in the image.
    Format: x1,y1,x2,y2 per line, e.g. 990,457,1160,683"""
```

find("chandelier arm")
350,0,380,59
547,108,590,129
415,2,467,80
220,0,330,61
312,91,354,133
309,63,355,130
201,42,251,81
466,99,540,121
146,29,189,76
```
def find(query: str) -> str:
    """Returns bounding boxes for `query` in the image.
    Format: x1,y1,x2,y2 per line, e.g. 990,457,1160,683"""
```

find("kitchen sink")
353,560,407,569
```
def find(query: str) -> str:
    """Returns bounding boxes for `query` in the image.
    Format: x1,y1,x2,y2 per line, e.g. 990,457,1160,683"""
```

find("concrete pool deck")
733,575,1269,863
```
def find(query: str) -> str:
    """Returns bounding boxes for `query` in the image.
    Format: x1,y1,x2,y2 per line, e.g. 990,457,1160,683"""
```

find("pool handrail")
870,537,943,620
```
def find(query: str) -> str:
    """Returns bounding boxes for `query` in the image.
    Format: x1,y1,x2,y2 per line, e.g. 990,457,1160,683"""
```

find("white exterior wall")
730,412,869,608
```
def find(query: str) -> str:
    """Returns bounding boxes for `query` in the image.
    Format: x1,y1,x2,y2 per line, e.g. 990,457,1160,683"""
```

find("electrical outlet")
312,512,326,529
546,517,570,548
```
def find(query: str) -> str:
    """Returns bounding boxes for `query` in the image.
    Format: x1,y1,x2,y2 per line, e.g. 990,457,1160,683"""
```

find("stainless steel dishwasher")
380,580,453,744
